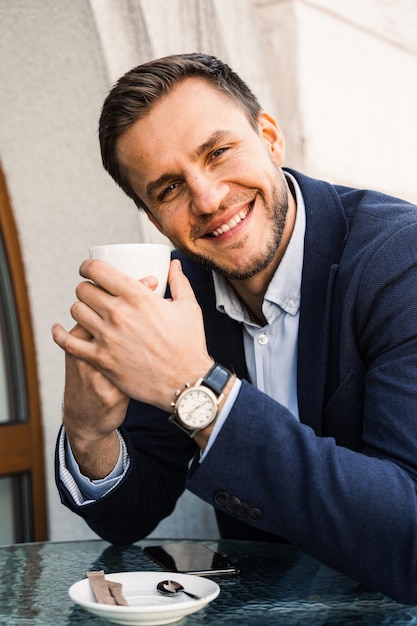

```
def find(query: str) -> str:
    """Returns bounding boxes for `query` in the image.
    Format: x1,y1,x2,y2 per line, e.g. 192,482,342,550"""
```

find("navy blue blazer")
56,169,417,604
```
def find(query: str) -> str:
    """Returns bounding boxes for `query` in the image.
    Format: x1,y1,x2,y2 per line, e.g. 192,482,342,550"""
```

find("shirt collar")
213,172,306,323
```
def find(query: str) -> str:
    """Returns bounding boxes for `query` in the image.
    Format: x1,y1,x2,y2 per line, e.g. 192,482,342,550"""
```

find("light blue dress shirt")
60,173,306,504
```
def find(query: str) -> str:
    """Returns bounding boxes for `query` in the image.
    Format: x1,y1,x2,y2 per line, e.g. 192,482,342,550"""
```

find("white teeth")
212,207,250,237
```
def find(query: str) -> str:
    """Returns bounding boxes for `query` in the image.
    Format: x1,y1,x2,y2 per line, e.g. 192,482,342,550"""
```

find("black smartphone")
143,542,239,576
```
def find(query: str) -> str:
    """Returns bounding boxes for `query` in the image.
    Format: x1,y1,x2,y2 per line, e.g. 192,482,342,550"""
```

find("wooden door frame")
0,163,48,541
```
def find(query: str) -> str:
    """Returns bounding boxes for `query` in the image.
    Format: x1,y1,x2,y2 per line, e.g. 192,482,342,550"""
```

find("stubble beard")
175,170,289,282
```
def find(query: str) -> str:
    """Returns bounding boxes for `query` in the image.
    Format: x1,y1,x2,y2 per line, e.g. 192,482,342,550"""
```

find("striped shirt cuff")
58,427,130,506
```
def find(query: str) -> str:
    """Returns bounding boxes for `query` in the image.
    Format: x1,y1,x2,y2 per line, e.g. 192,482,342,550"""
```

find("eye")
210,147,229,161
159,181,181,200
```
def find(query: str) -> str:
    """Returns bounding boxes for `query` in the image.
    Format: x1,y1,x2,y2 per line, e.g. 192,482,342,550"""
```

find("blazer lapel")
195,278,249,381
291,170,348,434
174,254,248,381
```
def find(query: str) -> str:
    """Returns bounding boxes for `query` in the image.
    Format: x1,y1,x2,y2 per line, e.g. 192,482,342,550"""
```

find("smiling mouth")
207,204,252,238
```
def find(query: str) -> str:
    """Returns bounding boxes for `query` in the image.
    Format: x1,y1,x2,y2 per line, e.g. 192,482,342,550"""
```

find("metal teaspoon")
157,579,201,599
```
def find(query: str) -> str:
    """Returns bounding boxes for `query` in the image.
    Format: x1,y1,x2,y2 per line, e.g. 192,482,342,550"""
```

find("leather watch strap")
202,363,232,395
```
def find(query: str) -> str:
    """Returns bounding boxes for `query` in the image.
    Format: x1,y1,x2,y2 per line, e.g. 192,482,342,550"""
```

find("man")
52,53,417,604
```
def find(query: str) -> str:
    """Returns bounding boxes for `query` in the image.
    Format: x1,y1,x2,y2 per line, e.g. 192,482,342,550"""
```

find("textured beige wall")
256,0,417,202
0,0,416,542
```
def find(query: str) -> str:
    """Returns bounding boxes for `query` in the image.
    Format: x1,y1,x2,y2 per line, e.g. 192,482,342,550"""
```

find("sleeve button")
214,491,230,506
226,496,242,512
247,507,263,523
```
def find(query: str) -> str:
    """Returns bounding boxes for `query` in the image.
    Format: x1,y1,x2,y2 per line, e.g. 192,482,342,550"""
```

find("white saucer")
68,571,220,625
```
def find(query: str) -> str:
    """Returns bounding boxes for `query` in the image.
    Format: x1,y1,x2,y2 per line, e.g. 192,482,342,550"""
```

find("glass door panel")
0,163,47,542
0,329,10,424
0,227,26,425
0,477,14,543
0,475,32,544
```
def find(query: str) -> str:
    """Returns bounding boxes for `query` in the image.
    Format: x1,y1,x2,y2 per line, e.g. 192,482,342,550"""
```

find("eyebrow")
194,129,233,158
145,129,233,201
146,173,178,202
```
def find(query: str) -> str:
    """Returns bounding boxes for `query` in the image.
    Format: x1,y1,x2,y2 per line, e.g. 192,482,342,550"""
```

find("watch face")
176,386,218,430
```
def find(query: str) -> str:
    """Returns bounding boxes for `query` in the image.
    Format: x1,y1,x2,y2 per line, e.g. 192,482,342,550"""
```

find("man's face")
116,78,290,282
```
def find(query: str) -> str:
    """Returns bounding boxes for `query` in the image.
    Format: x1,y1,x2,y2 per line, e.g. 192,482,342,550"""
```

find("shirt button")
257,333,268,345
288,296,296,307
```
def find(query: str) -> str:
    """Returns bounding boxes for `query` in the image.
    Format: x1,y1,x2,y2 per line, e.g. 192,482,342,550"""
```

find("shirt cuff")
200,377,241,461
58,427,130,506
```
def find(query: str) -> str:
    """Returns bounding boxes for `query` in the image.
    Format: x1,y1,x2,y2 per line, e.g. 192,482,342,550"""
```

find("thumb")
168,259,196,302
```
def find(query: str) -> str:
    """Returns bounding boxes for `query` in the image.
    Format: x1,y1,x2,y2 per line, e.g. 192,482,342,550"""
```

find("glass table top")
0,538,415,625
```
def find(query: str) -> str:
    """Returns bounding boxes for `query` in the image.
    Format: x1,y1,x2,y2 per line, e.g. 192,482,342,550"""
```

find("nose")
188,173,229,215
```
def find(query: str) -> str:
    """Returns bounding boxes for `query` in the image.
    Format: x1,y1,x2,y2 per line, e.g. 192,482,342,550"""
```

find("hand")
52,259,213,412
58,324,129,479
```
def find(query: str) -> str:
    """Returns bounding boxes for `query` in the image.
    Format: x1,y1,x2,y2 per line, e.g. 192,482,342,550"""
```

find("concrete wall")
257,0,417,202
0,0,415,542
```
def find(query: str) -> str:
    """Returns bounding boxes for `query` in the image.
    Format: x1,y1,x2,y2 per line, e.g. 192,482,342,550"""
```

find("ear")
258,112,286,166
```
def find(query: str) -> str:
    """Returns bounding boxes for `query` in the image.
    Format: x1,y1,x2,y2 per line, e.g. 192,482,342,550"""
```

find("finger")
70,299,106,338
75,280,114,318
79,259,151,297
76,275,159,316
51,322,95,360
56,323,94,342
70,323,93,340
168,259,197,302
139,275,159,291
51,323,68,348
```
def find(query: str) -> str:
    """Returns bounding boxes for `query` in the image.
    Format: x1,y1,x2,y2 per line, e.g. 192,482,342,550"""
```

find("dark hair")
99,53,262,211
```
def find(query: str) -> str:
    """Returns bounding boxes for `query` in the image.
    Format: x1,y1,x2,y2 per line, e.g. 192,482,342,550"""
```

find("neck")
244,297,267,327
230,192,297,324
231,276,268,326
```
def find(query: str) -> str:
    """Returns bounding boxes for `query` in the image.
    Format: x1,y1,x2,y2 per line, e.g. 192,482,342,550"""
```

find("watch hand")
183,400,212,419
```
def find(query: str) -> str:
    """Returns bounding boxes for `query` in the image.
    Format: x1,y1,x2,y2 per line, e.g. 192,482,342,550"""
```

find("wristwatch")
169,363,233,437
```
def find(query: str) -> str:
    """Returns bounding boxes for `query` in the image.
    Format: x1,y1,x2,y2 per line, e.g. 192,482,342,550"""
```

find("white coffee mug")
89,243,171,297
